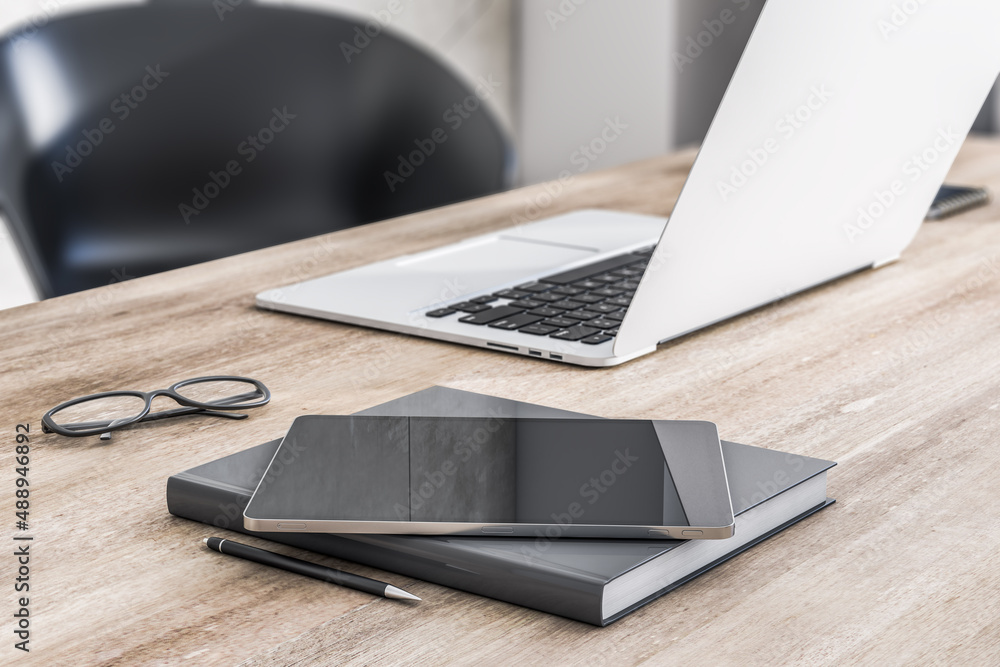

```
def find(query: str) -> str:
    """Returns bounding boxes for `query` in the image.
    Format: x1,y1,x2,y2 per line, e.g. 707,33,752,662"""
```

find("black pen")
203,537,421,601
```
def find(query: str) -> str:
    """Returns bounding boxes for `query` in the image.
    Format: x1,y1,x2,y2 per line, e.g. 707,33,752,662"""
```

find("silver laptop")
258,0,1000,367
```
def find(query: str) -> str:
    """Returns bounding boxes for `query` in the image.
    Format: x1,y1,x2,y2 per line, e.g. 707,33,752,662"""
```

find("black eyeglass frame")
41,376,271,438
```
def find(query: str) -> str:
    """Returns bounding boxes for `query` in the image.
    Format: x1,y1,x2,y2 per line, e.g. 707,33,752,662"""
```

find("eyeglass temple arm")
139,391,261,422
97,409,250,440
54,407,249,433
140,407,250,423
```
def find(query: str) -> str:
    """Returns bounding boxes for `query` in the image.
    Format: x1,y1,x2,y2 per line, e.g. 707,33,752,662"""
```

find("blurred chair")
0,0,513,298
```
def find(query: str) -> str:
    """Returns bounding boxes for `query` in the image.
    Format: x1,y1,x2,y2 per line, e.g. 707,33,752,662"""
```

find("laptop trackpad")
397,237,597,305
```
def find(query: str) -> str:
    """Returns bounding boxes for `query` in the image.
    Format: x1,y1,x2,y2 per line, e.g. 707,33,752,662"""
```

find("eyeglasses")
42,376,271,440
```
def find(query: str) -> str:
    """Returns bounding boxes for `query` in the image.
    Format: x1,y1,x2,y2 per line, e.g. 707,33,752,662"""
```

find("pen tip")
384,585,421,601
202,538,209,545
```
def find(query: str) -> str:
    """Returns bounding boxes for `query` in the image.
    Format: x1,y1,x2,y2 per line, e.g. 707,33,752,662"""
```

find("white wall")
0,224,35,310
515,0,674,186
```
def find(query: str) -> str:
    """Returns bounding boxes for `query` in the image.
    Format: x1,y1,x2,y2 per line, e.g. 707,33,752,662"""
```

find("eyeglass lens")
173,379,264,407
49,394,147,431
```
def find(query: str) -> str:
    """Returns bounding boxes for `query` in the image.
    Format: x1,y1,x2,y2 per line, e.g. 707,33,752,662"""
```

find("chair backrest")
0,0,513,298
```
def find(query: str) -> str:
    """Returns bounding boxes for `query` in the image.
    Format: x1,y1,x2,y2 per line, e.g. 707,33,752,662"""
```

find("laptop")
257,0,1000,367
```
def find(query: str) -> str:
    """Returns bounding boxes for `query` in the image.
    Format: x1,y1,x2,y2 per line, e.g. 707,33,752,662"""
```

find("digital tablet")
244,416,734,539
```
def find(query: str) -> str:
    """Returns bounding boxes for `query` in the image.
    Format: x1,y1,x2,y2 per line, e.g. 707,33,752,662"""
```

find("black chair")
0,0,513,298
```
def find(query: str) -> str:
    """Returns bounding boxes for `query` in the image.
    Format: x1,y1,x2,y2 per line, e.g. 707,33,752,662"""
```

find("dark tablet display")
244,416,734,539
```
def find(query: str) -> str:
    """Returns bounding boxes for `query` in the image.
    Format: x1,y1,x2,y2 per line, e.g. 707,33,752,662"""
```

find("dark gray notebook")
167,387,835,626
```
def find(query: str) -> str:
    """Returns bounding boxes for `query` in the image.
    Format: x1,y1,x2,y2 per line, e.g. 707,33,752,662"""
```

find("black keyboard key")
426,308,456,318
472,295,499,304
452,302,490,313
493,289,530,299
488,313,544,330
583,303,621,315
542,317,576,328
591,287,624,298
571,294,605,304
605,327,619,335
606,297,632,308
573,279,604,290
593,274,622,284
564,310,598,322
549,299,585,311
587,318,620,330
520,324,558,336
532,292,564,303
543,253,645,285
581,334,613,345
552,285,585,296
605,312,626,322
614,280,641,291
508,299,543,309
528,307,563,318
516,282,553,293
550,325,599,341
459,305,526,325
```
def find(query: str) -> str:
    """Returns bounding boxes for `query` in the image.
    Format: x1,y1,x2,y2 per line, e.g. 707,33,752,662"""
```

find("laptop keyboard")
425,247,654,345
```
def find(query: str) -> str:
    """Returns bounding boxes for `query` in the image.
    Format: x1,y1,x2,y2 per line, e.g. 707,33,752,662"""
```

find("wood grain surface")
2,139,999,666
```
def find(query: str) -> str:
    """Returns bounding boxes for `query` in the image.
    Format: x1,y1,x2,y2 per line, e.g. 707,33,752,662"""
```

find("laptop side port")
550,353,563,360
528,350,542,357
487,342,519,352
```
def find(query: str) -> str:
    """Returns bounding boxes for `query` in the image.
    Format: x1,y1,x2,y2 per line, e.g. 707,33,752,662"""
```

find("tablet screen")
244,416,733,533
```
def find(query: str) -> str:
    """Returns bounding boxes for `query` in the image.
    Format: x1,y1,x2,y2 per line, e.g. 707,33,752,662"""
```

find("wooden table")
3,137,1000,665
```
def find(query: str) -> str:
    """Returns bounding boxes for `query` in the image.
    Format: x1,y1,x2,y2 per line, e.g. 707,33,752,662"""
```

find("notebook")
167,387,835,626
